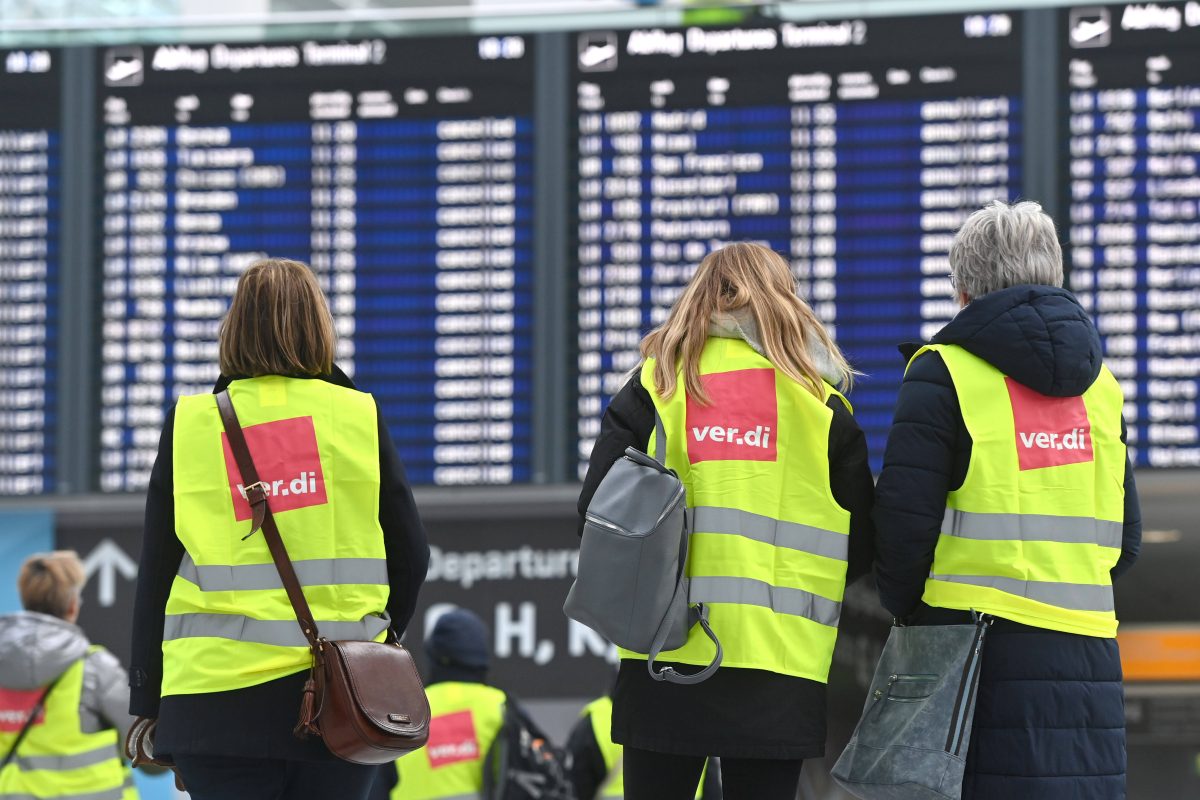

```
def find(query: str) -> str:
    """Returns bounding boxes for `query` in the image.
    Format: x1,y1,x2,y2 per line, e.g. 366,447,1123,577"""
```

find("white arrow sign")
82,539,138,608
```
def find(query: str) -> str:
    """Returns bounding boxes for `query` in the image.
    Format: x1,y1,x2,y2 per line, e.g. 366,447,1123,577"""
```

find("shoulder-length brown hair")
218,258,335,377
640,242,852,403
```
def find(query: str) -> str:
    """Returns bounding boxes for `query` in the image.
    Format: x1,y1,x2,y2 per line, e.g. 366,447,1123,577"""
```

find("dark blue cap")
425,609,490,671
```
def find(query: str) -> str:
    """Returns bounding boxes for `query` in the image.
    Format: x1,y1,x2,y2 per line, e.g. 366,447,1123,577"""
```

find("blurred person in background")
0,551,138,799
373,608,567,800
128,258,429,800
577,242,875,800
566,686,722,800
873,200,1141,799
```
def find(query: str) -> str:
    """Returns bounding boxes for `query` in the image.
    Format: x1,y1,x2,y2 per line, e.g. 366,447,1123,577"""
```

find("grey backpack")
565,414,722,684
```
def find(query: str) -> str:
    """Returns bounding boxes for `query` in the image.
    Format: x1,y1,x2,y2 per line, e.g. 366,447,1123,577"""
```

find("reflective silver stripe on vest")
929,574,1115,613
15,742,119,771
689,576,842,627
687,507,848,561
942,508,1122,550
177,554,388,592
3,787,125,800
162,611,391,647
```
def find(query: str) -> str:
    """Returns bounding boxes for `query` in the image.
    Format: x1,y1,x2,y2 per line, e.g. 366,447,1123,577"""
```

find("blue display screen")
96,36,535,489
1063,3,1200,468
572,15,1023,473
0,49,59,495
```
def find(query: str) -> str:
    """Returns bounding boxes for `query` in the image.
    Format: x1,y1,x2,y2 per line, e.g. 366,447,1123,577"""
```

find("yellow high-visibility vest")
581,697,623,798
164,376,390,696
627,337,852,683
914,344,1126,637
392,682,507,800
0,646,138,800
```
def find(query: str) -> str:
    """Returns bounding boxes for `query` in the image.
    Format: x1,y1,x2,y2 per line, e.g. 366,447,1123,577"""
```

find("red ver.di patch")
687,368,778,463
1005,377,1094,471
220,415,328,521
426,710,480,768
0,687,47,732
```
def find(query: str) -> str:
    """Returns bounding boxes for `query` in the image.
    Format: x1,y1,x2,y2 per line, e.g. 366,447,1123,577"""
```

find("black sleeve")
872,352,962,619
128,405,185,718
1111,418,1142,581
827,398,876,585
376,400,430,636
577,377,656,535
565,713,608,800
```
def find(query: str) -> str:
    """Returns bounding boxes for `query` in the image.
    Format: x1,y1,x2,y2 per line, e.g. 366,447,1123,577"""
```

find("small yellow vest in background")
0,646,137,800
393,682,507,800
582,697,624,798
914,344,1126,637
164,376,390,696
627,337,853,683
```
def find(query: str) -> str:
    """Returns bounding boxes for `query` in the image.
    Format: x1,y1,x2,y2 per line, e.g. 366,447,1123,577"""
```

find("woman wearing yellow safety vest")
128,258,430,800
578,243,876,800
874,201,1142,799
0,551,139,800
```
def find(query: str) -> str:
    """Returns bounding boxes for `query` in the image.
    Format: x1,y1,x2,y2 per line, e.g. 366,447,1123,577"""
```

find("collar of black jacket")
898,285,1103,398
212,364,357,394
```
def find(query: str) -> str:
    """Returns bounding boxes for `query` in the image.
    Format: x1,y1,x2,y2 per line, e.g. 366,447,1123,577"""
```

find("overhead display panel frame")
1062,2,1200,468
94,33,536,491
569,11,1024,473
0,47,61,495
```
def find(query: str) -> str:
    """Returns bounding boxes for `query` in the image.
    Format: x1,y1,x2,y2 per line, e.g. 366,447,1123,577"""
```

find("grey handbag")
565,413,723,684
832,614,990,799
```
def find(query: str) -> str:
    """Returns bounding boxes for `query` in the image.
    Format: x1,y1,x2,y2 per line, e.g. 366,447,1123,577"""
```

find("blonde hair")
218,258,336,378
18,551,85,619
640,242,853,403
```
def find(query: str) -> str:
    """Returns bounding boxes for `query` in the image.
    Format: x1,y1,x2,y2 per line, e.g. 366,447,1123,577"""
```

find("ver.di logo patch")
426,710,480,768
220,415,328,521
1006,377,1094,471
0,687,47,732
686,368,778,464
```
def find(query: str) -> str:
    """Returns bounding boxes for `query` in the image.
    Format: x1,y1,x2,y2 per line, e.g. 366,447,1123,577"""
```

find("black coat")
578,370,876,759
128,368,430,761
873,285,1141,799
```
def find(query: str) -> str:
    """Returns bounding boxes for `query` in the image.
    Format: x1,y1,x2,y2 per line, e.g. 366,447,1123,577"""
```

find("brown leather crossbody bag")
216,389,430,764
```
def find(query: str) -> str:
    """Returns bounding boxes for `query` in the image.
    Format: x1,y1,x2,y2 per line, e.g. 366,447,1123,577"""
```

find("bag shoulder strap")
645,512,722,685
215,390,321,649
0,672,66,773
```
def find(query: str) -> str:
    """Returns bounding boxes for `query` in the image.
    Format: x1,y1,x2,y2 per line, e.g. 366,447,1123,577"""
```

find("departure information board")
572,14,1023,473
1064,3,1200,468
0,49,59,495
97,35,534,490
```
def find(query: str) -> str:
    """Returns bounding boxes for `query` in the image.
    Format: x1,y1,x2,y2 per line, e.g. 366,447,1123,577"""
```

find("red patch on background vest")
220,416,328,521
686,369,778,464
426,710,480,768
0,687,47,732
1006,377,1094,471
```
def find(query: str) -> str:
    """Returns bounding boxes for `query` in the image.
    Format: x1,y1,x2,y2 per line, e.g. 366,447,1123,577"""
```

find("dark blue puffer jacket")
873,285,1141,800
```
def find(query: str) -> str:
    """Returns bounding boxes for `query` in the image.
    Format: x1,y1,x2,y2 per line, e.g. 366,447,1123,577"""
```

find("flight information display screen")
97,35,533,491
572,14,1023,473
1063,3,1200,468
0,48,59,495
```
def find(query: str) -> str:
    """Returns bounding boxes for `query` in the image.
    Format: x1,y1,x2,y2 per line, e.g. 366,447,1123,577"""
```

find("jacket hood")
931,285,1103,397
710,308,848,387
0,611,89,689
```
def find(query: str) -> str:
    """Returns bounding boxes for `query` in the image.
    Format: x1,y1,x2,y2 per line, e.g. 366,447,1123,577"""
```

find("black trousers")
173,754,382,800
624,747,804,800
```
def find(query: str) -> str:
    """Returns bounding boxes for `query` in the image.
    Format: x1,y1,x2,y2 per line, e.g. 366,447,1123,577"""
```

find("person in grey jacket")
0,551,140,797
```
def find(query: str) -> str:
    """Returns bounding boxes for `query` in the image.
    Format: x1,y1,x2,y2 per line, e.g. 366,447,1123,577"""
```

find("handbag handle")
215,390,321,650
